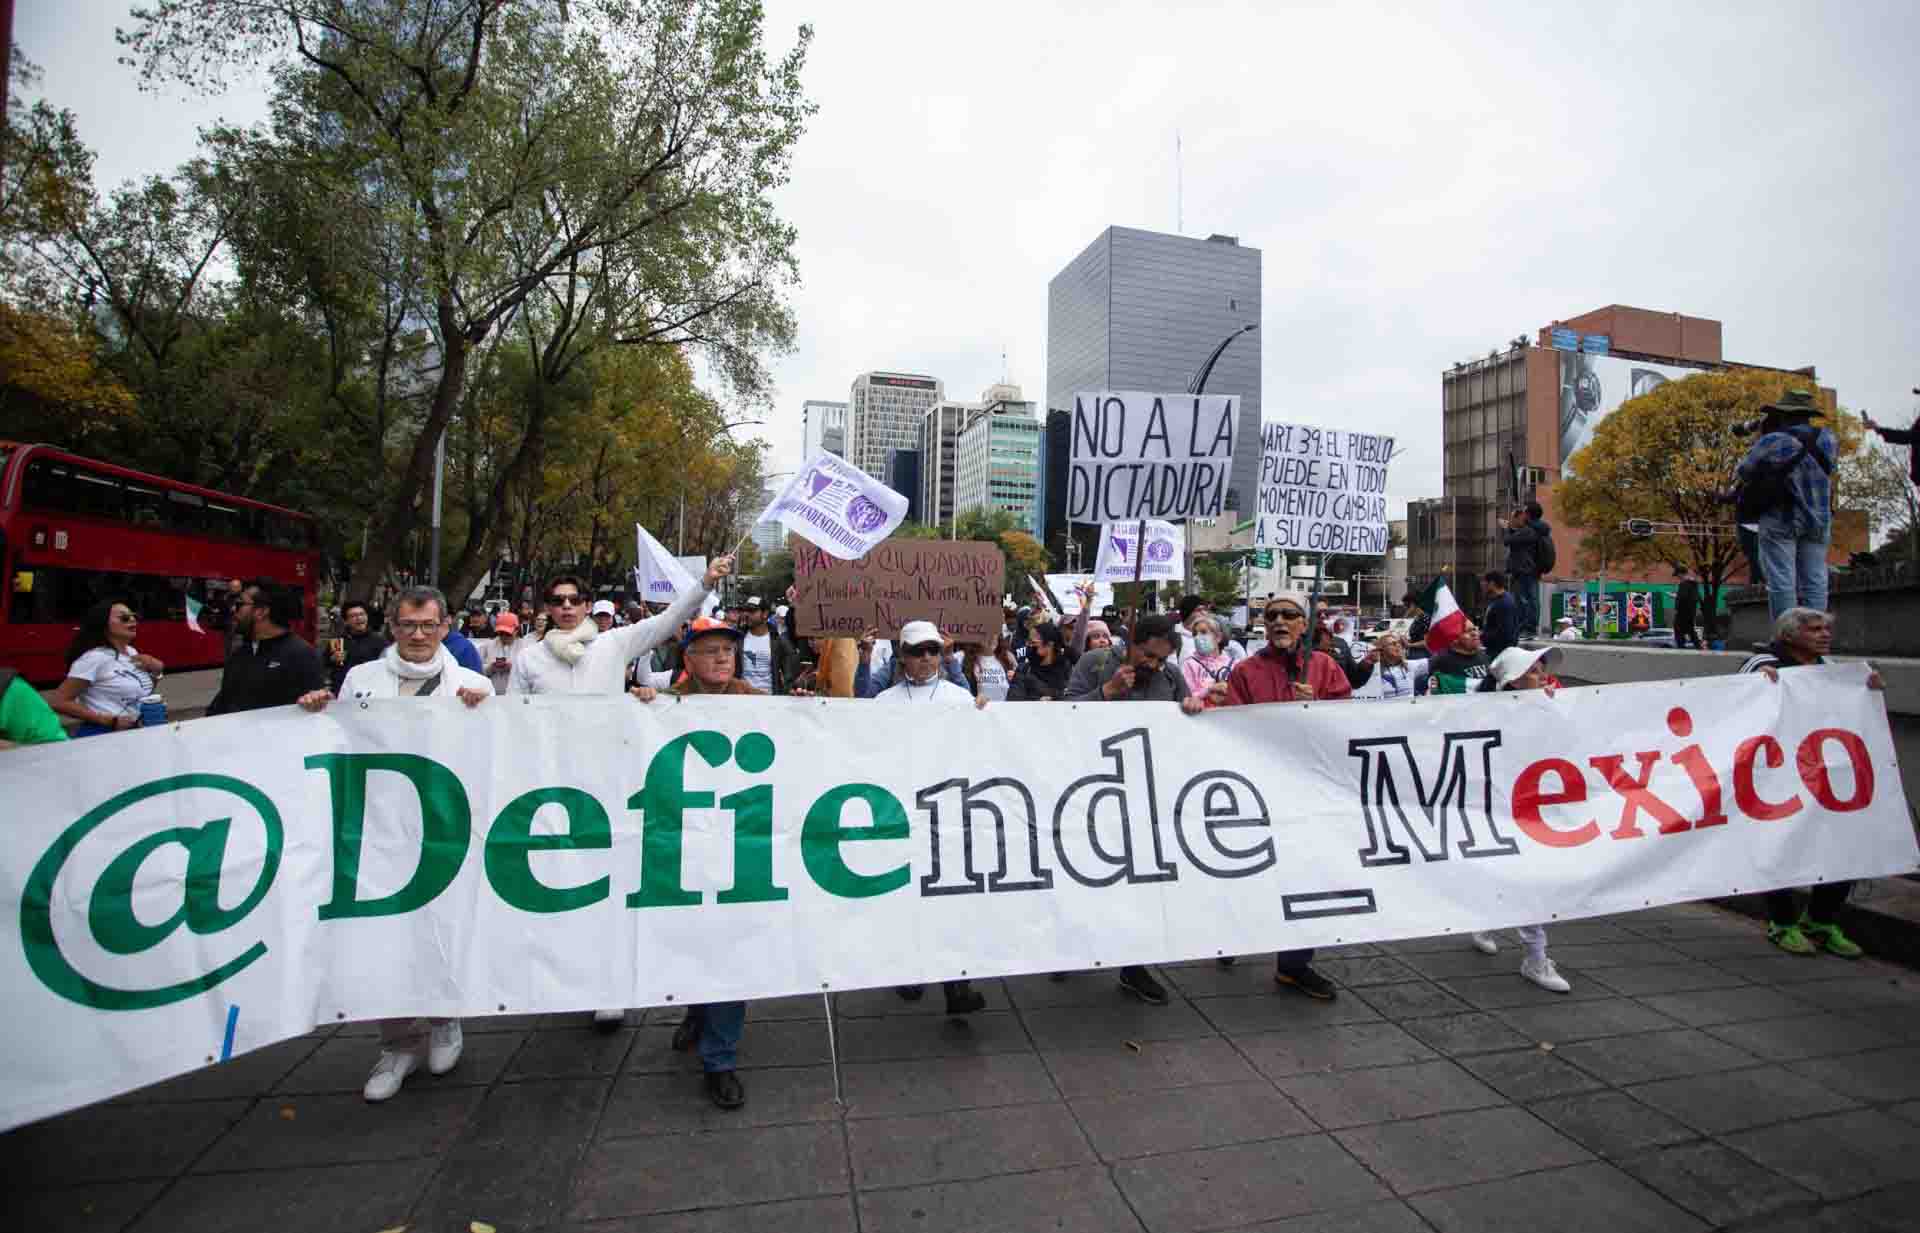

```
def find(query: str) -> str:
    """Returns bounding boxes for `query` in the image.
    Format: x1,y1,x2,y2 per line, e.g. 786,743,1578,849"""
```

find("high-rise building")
801,400,847,461
955,383,1042,538
920,399,976,532
1045,227,1262,543
848,373,941,482
888,449,923,524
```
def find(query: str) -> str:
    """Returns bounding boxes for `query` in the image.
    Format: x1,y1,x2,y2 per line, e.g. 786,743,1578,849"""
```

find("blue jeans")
1511,572,1540,633
1757,514,1828,619
696,1001,746,1073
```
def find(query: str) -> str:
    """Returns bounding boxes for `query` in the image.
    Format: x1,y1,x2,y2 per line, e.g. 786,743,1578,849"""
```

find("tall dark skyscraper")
1046,227,1263,532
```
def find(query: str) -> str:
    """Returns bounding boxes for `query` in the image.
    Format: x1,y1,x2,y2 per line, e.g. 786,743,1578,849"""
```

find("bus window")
21,460,126,520
125,483,168,527
4,566,184,624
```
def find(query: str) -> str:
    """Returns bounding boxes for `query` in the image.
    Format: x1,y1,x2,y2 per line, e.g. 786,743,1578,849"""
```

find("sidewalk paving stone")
16,904,1920,1232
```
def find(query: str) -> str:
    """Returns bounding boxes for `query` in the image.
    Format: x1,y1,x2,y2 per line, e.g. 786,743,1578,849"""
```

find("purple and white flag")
634,523,698,602
756,454,909,560
1093,519,1185,584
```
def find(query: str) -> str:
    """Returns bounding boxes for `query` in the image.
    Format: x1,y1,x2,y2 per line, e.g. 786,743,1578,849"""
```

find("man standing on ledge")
1221,597,1351,1000
510,554,734,1030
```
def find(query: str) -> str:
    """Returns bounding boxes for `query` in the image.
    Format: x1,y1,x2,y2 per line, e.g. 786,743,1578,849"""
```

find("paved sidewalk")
7,902,1920,1232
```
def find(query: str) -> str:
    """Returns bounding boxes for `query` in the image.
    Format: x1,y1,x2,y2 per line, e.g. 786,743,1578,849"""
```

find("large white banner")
1,666,1909,1129
1093,519,1186,584
1256,421,1393,555
1067,391,1239,523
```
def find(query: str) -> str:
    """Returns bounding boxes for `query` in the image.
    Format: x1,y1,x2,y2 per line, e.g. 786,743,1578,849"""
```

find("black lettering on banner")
1173,771,1275,878
1348,731,1519,866
916,778,1053,896
1052,729,1178,887
1282,890,1379,919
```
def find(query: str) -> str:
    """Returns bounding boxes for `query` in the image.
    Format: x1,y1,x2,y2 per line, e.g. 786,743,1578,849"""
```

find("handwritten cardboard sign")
1255,421,1393,555
791,536,1004,641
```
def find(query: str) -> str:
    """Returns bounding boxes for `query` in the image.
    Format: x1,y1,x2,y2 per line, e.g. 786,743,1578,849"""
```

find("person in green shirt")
0,671,69,745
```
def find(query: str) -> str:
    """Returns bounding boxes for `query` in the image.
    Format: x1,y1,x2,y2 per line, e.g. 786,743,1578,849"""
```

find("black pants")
1675,616,1700,649
1275,948,1316,975
1766,881,1853,926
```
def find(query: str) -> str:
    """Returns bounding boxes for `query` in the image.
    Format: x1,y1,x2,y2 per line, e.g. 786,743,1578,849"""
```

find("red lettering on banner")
1665,708,1729,829
1732,735,1803,821
1589,751,1691,839
1797,728,1875,812
1512,759,1597,848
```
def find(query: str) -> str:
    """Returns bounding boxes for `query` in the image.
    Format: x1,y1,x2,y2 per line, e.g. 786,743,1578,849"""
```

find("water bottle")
138,693,168,728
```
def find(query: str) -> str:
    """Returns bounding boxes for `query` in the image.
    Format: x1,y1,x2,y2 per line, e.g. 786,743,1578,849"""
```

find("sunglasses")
904,643,944,657
546,594,586,607
1264,609,1306,622
112,611,138,622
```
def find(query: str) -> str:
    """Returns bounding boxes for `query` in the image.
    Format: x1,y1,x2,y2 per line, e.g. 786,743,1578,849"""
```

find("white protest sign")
1044,574,1116,616
1256,421,1394,555
757,453,909,559
1067,391,1239,524
1093,519,1185,583
0,665,1909,1130
633,524,699,602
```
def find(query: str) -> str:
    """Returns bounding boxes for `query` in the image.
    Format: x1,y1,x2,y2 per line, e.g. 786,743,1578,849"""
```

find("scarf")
383,643,452,680
545,615,599,666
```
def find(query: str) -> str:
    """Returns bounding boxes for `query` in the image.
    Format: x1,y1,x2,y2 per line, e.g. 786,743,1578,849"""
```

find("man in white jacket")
508,557,732,1029
296,585,492,1103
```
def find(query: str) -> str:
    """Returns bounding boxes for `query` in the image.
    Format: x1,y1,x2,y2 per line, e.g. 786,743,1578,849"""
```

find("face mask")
1194,634,1217,656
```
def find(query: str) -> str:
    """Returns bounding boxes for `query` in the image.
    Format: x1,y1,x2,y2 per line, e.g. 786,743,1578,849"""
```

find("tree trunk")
344,299,470,597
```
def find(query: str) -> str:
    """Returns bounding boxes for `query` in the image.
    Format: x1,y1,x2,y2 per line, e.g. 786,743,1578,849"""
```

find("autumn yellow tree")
1558,369,1866,618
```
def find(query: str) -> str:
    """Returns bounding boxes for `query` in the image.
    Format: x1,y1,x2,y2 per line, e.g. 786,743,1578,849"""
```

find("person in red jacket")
1218,596,1352,1000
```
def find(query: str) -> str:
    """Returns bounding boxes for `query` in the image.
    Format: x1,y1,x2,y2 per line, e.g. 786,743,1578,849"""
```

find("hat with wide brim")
1489,645,1561,689
1762,388,1822,418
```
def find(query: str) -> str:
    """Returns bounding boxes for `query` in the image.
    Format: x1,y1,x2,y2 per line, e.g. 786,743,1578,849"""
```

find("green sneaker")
1801,919,1864,959
1767,922,1818,956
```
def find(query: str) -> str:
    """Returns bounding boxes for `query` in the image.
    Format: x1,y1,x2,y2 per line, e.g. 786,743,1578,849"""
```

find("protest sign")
790,537,1003,640
1092,519,1185,584
1043,574,1116,616
755,453,908,558
1256,421,1394,554
1,665,1906,1130
1067,391,1239,523
632,524,698,602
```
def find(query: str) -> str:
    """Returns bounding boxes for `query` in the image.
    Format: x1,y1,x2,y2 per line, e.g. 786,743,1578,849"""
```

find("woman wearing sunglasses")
49,599,165,736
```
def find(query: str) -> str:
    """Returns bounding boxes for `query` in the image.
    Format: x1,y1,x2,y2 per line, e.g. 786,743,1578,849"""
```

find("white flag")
1093,520,1185,584
633,524,699,603
755,454,907,560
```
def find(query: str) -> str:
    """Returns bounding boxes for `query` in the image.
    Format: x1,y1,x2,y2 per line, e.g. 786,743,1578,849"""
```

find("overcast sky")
21,1,1920,516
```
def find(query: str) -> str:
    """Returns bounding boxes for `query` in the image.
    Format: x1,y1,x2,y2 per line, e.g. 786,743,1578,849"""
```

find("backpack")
1534,529,1556,573
1737,435,1831,523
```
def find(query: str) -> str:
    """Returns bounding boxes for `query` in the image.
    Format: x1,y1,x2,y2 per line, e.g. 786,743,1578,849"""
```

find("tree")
1837,436,1918,568
0,303,135,443
952,507,1054,597
121,0,813,595
1557,370,1867,620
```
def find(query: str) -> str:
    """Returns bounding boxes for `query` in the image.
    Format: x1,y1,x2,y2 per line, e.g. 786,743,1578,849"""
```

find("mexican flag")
1417,575,1466,655
185,594,206,635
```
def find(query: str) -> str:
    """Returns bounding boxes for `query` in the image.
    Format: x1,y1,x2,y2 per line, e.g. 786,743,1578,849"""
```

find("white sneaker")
363,1049,419,1102
1521,955,1571,994
428,1021,463,1075
1470,932,1499,955
592,1008,626,1031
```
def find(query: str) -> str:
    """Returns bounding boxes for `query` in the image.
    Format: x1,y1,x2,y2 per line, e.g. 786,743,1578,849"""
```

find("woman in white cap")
1466,645,1572,993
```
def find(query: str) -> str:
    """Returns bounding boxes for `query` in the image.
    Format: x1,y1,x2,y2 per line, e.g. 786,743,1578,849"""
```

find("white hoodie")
339,644,493,700
507,581,710,696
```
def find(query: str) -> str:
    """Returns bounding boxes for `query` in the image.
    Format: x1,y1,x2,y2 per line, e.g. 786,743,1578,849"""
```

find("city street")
6,901,1920,1232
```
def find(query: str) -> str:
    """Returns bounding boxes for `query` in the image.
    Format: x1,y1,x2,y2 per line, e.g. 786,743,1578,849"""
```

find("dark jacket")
1064,647,1190,702
330,630,389,692
1006,655,1072,701
208,631,328,715
1318,635,1374,690
1483,593,1520,659
1873,419,1920,483
1427,647,1491,695
1675,579,1700,622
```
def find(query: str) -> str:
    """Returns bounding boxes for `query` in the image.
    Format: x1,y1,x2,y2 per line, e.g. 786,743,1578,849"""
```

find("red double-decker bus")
0,442,321,685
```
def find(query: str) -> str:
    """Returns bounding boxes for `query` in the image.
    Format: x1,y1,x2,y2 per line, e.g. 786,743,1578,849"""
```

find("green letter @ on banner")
21,773,283,1011
802,783,911,898
486,787,612,913
308,754,471,920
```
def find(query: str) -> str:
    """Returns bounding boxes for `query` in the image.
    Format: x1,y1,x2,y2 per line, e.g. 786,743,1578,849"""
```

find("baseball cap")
1487,645,1561,689
591,599,617,617
492,612,521,634
681,615,744,650
900,620,943,648
744,595,766,610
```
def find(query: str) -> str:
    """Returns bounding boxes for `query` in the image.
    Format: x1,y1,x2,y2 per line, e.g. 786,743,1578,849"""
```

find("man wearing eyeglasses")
207,581,329,716
1219,596,1353,1001
508,557,732,1030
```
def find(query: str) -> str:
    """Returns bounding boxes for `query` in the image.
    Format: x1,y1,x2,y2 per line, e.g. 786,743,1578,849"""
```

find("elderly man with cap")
1462,646,1572,992
295,585,494,1101
510,558,733,1030
475,611,524,694
1736,388,1835,619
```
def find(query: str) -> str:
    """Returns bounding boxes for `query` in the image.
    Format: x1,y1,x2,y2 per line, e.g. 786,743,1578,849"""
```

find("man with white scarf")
295,585,492,1103
508,557,733,1029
